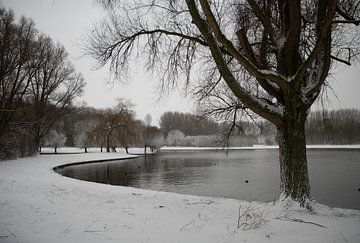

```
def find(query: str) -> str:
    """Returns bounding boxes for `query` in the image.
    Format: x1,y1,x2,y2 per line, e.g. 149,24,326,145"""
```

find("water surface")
56,149,360,209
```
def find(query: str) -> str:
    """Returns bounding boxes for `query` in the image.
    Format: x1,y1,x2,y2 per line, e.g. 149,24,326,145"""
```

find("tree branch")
283,0,302,76
336,4,360,26
246,0,277,45
293,0,337,82
236,29,282,101
333,19,360,25
186,0,283,126
330,55,351,65
197,0,289,94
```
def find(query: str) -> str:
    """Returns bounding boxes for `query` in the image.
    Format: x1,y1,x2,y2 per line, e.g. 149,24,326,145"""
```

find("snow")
0,148,359,243
259,69,292,83
161,144,360,150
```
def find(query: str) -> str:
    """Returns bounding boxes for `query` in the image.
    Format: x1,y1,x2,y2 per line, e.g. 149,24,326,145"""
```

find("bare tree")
42,129,66,154
25,35,85,150
159,111,219,136
88,0,360,207
137,114,162,154
166,129,185,146
0,8,37,151
87,98,135,152
306,109,360,144
85,117,107,152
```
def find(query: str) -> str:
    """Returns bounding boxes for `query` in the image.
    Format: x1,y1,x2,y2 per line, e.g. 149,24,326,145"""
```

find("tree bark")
106,131,111,152
34,136,41,153
277,105,310,207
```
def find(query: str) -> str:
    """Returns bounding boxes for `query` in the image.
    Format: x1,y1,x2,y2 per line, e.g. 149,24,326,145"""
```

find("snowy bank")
160,144,360,151
0,151,359,243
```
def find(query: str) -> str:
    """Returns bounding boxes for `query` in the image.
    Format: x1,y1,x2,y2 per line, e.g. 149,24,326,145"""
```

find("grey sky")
2,0,360,125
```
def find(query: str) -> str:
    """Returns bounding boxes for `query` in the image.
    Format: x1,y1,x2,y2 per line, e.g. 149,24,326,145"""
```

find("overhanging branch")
333,19,360,25
336,5,360,26
198,0,289,94
331,55,351,65
186,0,283,126
293,0,337,82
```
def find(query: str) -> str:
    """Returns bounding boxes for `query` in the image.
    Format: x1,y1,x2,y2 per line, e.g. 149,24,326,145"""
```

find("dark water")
55,149,360,209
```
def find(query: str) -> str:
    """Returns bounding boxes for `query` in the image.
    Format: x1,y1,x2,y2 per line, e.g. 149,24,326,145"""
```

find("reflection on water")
56,149,360,209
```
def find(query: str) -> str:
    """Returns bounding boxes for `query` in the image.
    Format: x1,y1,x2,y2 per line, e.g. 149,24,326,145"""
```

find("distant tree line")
21,104,360,157
0,8,84,158
241,109,360,146
306,109,360,144
62,108,360,151
159,111,220,136
159,109,360,146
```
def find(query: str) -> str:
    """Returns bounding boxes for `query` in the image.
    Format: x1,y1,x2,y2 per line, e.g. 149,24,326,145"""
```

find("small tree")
166,129,185,146
86,98,134,152
136,114,162,154
85,124,106,152
43,129,66,154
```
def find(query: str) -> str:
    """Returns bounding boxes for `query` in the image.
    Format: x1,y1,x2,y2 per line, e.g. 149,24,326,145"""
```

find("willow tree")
88,0,360,206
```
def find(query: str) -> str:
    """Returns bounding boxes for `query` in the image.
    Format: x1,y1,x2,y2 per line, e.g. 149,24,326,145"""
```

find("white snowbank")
161,144,360,151
39,147,155,154
0,150,359,243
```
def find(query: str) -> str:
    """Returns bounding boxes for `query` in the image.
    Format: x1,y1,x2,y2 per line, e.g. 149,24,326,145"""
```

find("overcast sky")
2,0,360,125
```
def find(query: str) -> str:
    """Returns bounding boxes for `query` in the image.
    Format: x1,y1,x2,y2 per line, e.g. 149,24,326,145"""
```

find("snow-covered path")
0,150,359,243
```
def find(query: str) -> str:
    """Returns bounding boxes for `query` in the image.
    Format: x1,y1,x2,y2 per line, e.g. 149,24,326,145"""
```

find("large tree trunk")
34,135,41,153
277,105,310,207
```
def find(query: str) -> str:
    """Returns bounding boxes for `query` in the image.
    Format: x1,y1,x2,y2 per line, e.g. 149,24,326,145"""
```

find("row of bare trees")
306,109,360,144
54,100,162,154
0,8,85,158
160,109,360,146
54,107,360,153
159,111,220,136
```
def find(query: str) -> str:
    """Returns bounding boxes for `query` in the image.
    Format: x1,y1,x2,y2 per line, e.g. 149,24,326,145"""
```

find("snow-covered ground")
161,144,360,151
0,148,359,243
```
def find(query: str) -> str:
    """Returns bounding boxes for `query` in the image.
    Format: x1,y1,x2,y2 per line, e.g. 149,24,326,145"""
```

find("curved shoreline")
52,148,360,210
52,155,138,171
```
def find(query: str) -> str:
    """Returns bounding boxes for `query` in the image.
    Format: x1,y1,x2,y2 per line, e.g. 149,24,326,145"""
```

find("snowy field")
0,147,359,243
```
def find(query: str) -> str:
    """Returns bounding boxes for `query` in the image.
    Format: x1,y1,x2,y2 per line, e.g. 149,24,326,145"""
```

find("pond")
55,149,360,209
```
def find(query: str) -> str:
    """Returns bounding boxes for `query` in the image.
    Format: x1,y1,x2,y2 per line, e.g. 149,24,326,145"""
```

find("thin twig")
84,219,102,233
276,216,327,228
237,203,242,228
3,224,16,238
187,199,215,205
179,213,205,231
